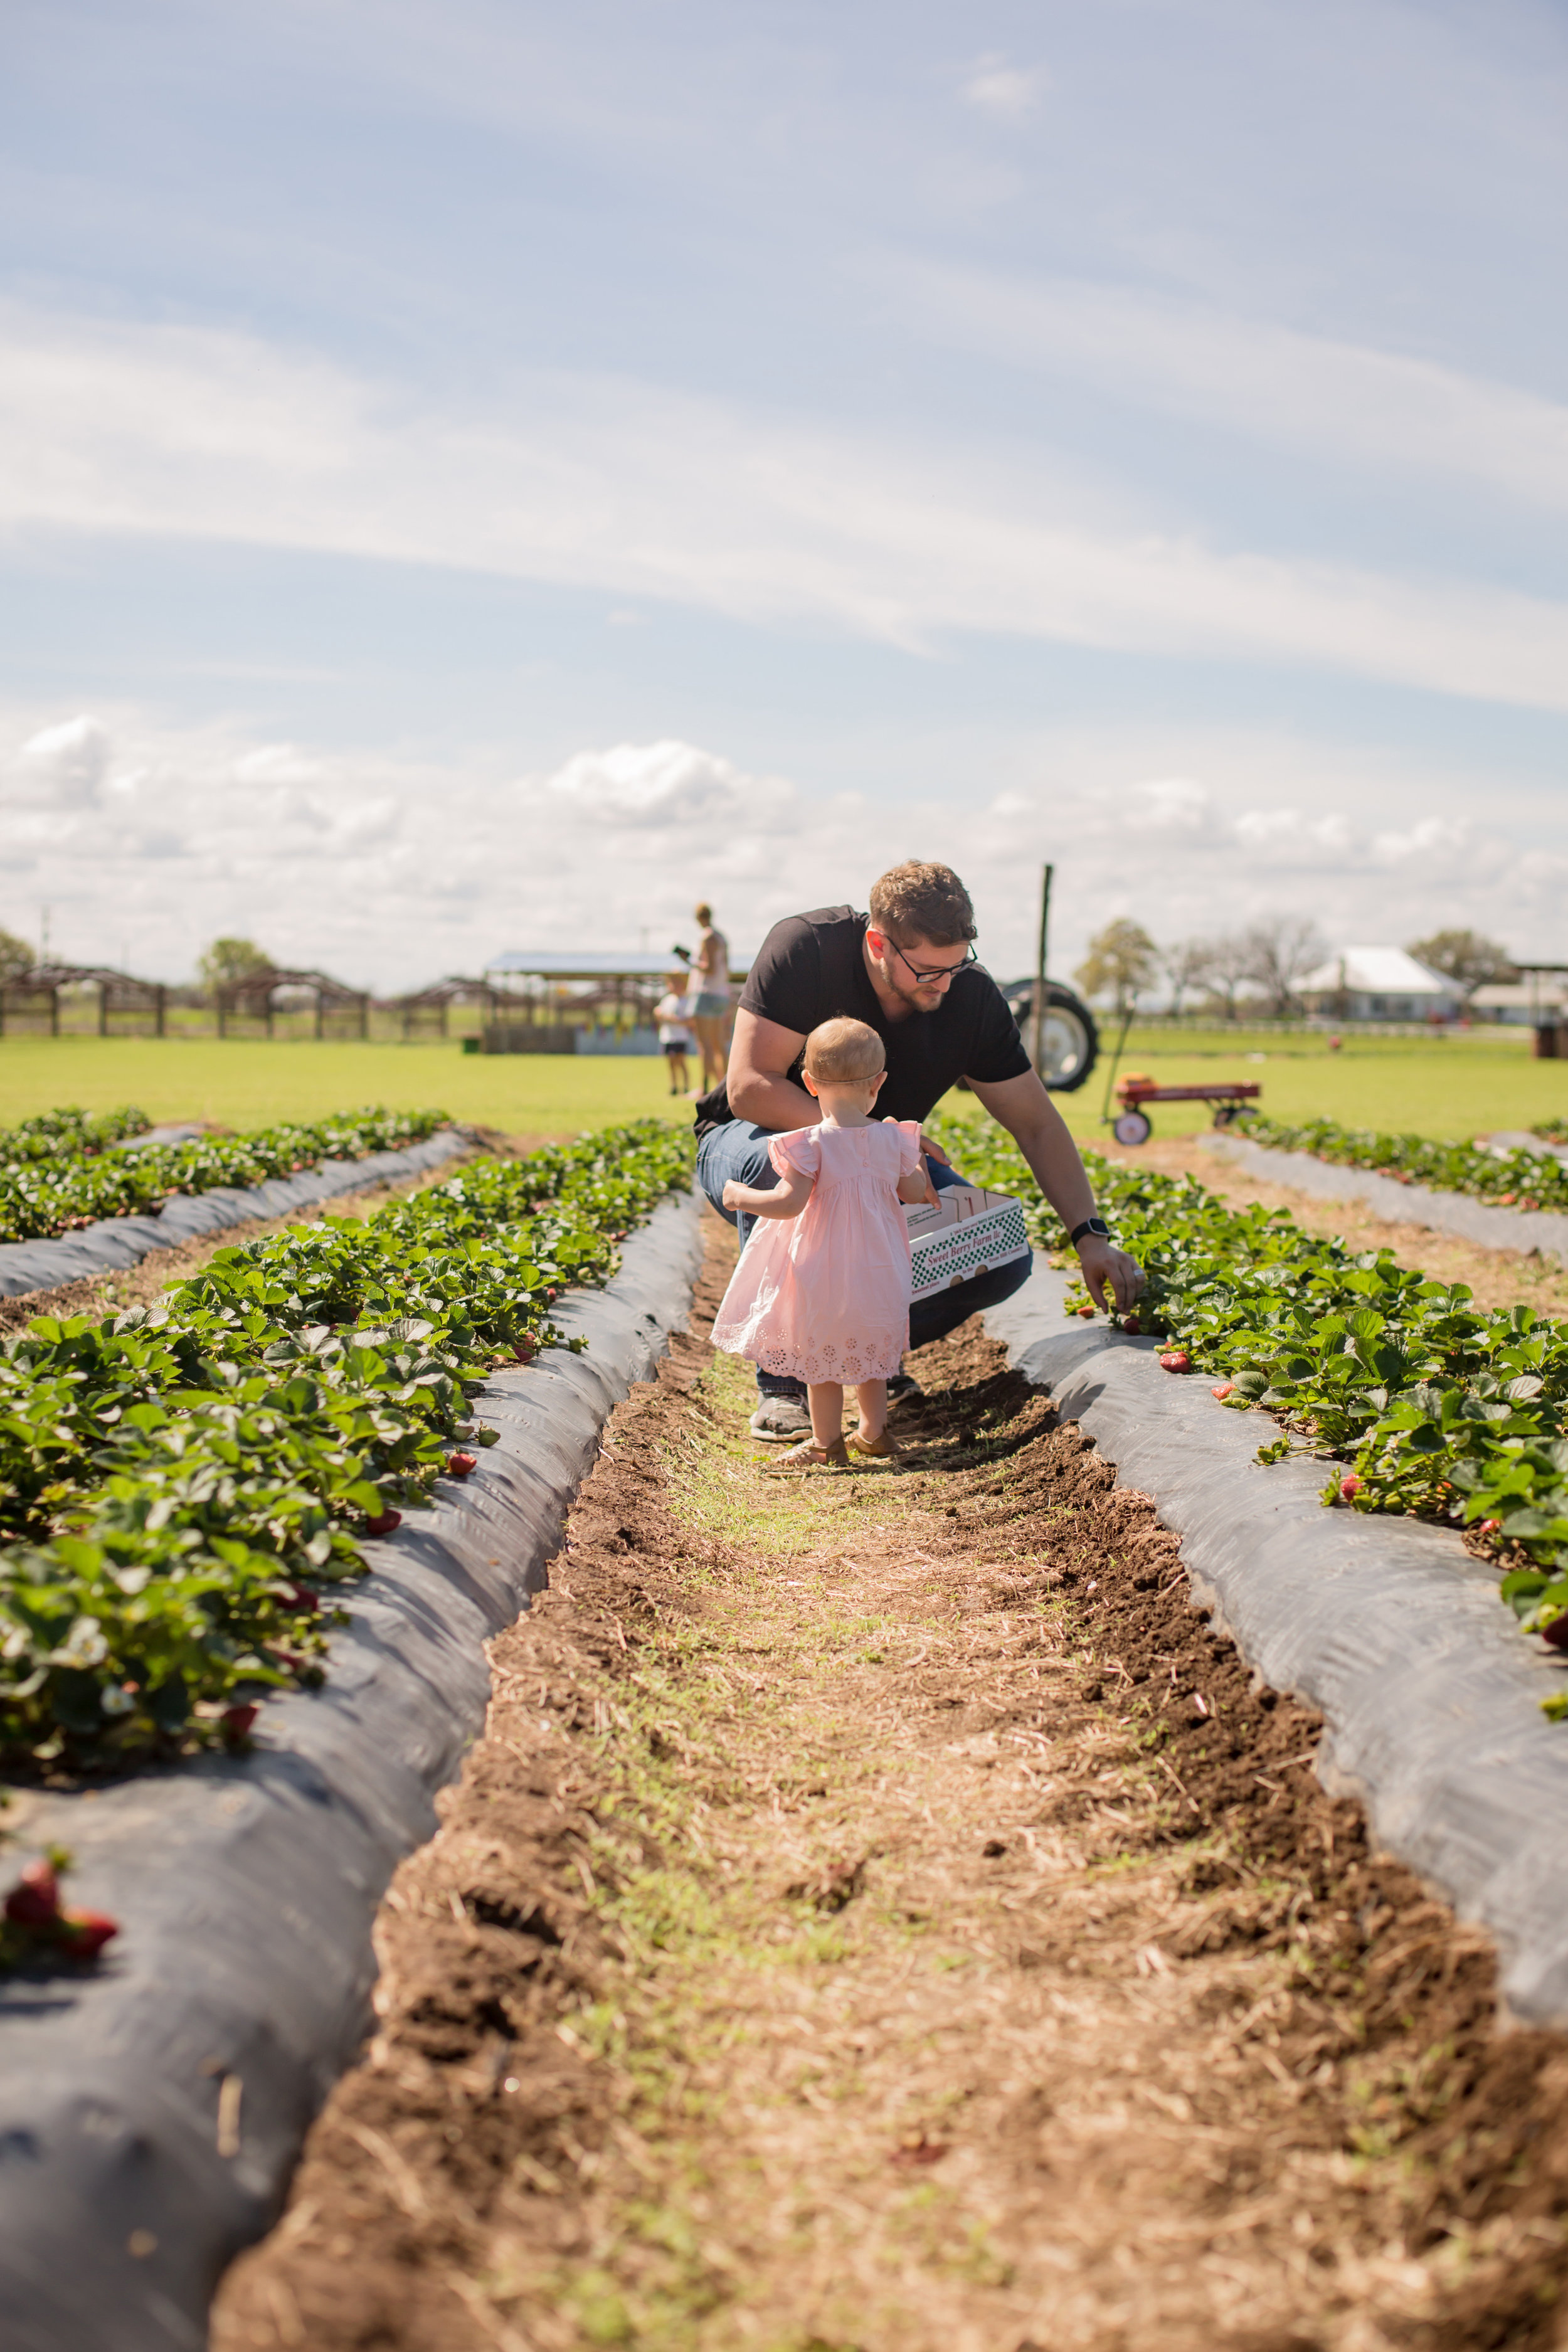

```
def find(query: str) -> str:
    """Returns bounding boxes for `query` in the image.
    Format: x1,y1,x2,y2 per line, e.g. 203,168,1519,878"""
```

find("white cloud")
1139,777,1212,831
547,740,776,829
962,55,1046,122
3,302,1568,713
879,260,1568,516
3,704,1565,995
17,714,112,806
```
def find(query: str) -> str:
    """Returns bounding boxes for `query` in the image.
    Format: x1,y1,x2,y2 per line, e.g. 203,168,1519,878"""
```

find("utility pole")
1028,864,1054,1078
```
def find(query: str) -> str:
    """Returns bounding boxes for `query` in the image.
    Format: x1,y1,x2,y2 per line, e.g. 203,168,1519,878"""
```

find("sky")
1,0,1565,990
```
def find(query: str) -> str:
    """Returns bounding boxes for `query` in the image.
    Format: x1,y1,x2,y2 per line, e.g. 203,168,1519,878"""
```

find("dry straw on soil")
211,1214,1568,2352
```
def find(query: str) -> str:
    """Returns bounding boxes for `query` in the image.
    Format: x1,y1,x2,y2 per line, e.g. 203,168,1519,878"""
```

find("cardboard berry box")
905,1184,1030,1301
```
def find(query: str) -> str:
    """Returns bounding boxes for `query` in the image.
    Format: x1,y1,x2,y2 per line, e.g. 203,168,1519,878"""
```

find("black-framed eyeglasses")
888,941,978,987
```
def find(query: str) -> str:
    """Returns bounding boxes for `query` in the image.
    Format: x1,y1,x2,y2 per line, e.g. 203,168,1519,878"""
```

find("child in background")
654,970,696,1096
713,1016,936,1469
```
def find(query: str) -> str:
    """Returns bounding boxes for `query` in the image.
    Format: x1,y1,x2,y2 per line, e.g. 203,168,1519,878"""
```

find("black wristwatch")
1069,1217,1111,1246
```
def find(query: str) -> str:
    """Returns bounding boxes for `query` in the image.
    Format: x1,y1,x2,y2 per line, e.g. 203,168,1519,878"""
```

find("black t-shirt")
694,904,1030,1136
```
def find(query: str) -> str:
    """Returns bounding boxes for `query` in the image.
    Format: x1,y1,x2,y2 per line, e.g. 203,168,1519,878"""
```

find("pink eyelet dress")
711,1119,924,1385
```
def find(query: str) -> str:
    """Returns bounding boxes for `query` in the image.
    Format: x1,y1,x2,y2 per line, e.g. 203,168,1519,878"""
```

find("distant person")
695,860,1144,1442
653,969,696,1096
712,1017,937,1469
689,901,731,1091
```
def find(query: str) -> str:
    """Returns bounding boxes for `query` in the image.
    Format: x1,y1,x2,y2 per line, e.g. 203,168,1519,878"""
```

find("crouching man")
694,859,1144,1441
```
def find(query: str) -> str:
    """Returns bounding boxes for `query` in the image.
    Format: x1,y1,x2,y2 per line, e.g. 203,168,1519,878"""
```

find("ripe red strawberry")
58,1908,119,1957
1211,1382,1234,1400
447,1451,478,1476
1500,1192,1517,1206
1158,1350,1191,1373
221,1703,258,1744
5,1858,60,1927
366,1509,402,1537
1121,1313,1141,1334
1340,1475,1363,1500
1478,1518,1502,1538
1076,1305,1096,1320
1542,1616,1568,1652
514,1337,538,1362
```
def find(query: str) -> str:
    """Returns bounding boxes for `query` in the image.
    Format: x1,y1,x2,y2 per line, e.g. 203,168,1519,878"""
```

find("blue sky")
1,0,1565,987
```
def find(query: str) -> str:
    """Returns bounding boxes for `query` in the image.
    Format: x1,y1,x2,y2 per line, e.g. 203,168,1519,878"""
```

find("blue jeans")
695,1118,1034,1399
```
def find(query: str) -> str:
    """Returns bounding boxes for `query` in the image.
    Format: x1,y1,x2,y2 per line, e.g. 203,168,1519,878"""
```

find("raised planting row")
0,1118,694,1769
1233,1109,1568,1210
0,1103,449,1243
933,1113,1568,1699
0,1106,155,1160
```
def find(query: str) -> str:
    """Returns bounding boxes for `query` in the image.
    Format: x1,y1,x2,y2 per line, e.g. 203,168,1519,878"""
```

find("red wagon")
1110,1074,1261,1147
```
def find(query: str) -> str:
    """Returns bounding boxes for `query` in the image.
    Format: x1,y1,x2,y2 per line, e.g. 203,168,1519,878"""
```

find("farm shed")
1471,978,1568,1025
1298,945,1463,1022
481,946,751,1052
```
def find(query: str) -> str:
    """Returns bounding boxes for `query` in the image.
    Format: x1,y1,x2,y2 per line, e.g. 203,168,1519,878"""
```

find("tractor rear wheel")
1006,982,1099,1093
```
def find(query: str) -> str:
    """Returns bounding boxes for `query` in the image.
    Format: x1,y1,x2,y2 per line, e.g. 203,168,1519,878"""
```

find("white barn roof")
1298,947,1456,998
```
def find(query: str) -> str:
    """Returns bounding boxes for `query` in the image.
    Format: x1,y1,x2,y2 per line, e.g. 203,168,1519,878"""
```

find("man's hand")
1079,1235,1145,1313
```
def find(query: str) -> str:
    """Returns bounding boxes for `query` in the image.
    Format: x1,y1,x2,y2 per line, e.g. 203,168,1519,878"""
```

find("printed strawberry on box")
905,1184,1029,1301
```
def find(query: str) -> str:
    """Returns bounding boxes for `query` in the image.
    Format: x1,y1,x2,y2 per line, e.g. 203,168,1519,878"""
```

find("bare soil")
209,1210,1568,2352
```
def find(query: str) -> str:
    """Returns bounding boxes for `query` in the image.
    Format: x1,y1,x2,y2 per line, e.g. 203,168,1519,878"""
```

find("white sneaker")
748,1396,811,1442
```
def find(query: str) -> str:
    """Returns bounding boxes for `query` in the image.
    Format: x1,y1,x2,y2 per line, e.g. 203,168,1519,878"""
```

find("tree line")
1073,918,1517,1018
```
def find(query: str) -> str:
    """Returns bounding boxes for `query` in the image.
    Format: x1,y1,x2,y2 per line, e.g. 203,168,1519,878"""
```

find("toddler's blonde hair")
803,1016,884,1085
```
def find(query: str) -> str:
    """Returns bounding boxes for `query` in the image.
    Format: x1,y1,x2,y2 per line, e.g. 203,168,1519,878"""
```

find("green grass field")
0,1037,689,1138
0,1026,1562,1148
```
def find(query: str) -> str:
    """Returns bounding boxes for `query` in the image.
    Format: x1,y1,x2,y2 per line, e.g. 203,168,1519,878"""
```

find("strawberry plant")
1231,1111,1568,1214
931,1113,1568,1698
0,1105,451,1244
0,1117,694,1767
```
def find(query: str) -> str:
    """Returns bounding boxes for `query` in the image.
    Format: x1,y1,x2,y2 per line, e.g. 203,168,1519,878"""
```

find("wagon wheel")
1112,1110,1152,1147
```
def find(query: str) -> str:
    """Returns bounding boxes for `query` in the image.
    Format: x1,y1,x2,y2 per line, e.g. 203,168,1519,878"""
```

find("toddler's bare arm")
897,1157,938,1206
721,1167,815,1220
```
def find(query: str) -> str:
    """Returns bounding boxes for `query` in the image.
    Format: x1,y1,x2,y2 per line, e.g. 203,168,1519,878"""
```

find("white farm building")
1297,948,1463,1023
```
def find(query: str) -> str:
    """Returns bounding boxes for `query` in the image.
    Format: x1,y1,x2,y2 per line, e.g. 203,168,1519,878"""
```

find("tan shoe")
762,1435,850,1473
847,1428,901,1460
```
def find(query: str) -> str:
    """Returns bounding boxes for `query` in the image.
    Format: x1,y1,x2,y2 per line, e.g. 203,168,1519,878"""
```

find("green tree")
198,938,273,999
1075,918,1159,1014
1407,928,1514,997
0,928,35,982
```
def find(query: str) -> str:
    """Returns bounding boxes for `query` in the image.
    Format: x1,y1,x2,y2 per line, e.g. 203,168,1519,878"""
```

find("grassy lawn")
0,1026,1564,1148
0,1036,687,1138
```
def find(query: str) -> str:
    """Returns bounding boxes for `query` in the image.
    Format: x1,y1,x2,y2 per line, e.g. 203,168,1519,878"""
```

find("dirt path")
1108,1135,1568,1318
213,1212,1568,2352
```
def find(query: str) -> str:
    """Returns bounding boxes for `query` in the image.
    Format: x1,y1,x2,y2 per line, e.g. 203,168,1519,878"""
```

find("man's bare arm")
967,1068,1145,1312
724,1009,818,1130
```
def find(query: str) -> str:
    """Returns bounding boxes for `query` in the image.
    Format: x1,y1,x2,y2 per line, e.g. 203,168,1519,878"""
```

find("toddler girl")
712,1016,936,1469
653,968,696,1095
